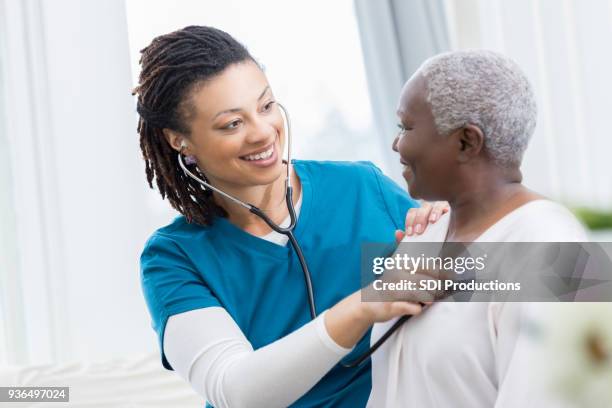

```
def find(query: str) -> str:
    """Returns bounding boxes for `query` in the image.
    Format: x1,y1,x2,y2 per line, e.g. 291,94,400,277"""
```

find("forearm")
324,291,372,348
165,307,354,408
204,310,352,408
166,294,418,408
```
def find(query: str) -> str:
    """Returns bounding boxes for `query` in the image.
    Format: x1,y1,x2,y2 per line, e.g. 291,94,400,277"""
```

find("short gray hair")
418,50,537,166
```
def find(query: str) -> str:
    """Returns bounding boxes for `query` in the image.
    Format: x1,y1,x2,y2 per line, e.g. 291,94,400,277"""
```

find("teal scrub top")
140,160,418,407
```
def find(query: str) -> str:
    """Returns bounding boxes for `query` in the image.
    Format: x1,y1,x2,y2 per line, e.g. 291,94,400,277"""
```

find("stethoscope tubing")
176,101,403,368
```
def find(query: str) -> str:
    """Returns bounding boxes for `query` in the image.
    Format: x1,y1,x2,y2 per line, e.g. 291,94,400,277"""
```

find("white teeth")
243,146,273,161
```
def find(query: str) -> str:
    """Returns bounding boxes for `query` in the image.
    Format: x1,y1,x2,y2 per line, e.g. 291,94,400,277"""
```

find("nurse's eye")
262,100,276,112
222,119,242,130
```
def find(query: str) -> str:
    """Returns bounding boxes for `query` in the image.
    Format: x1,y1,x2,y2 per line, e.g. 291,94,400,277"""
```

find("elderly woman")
368,50,587,407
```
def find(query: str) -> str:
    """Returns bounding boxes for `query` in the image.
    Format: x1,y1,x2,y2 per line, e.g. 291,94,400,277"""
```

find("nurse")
135,26,444,408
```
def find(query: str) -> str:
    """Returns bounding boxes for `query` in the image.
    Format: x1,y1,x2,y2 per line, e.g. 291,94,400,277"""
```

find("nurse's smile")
239,139,280,168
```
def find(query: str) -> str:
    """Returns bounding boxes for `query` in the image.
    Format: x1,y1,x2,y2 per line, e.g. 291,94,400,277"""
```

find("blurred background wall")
1,0,611,366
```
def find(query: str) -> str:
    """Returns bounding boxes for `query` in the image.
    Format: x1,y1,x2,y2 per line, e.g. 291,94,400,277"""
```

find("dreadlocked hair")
132,26,255,226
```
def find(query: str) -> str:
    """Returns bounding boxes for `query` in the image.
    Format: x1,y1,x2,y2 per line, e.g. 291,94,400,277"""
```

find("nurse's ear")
456,124,485,163
163,128,190,154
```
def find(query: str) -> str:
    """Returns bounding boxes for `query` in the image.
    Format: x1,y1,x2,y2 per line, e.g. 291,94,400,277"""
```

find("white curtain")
0,0,28,366
355,0,612,209
354,0,451,184
0,0,161,365
446,0,612,208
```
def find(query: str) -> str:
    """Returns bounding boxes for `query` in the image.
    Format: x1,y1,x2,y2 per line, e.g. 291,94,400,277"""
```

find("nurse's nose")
246,116,276,145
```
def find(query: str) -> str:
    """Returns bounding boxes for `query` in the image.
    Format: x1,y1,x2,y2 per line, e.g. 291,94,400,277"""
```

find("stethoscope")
177,103,409,368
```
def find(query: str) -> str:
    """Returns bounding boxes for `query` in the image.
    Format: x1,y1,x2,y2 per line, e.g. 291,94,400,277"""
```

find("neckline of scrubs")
215,160,313,259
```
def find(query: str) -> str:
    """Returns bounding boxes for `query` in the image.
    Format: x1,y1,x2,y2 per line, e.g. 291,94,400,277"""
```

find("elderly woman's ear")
455,124,485,163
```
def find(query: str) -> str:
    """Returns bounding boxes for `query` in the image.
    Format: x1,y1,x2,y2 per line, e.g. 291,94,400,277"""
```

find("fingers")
377,267,448,303
404,207,418,236
404,203,431,236
428,201,450,224
395,229,405,245
363,300,425,323
404,201,450,237
390,301,423,317
379,272,439,303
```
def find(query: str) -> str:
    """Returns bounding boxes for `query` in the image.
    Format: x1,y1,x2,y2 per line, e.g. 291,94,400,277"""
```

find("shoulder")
293,159,408,199
293,159,383,180
151,215,207,239
293,159,392,200
499,200,588,242
140,218,220,310
140,215,214,265
294,160,417,230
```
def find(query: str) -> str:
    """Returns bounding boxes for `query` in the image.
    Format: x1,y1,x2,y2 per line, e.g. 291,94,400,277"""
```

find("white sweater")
368,200,588,408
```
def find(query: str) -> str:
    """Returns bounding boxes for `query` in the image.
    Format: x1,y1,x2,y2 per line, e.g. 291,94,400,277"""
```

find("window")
126,0,388,216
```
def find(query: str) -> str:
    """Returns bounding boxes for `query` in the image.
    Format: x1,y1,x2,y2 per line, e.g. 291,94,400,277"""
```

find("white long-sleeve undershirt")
164,308,352,408
164,191,358,407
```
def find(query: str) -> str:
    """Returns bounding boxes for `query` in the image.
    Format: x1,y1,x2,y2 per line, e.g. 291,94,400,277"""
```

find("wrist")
348,291,373,327
324,291,373,348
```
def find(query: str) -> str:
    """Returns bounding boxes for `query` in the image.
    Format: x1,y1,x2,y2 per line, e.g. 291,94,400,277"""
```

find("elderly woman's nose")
392,136,400,152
